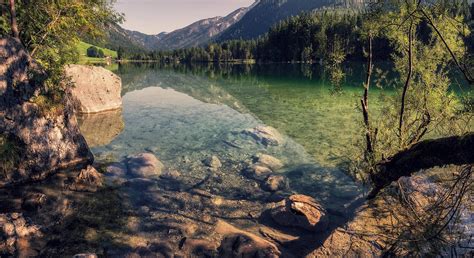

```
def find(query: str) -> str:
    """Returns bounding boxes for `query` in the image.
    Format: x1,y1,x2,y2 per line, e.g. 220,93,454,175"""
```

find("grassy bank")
77,41,117,64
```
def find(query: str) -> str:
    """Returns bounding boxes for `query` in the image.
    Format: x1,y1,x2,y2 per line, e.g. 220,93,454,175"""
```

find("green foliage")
351,0,474,184
87,46,105,58
1,0,122,105
0,135,21,179
78,41,117,58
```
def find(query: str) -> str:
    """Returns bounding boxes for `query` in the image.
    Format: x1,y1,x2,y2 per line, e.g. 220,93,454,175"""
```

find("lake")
82,63,386,210
36,62,472,256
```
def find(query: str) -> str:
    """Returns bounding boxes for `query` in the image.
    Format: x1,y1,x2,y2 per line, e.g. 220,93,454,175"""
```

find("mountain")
151,7,249,50
102,7,249,52
217,0,366,41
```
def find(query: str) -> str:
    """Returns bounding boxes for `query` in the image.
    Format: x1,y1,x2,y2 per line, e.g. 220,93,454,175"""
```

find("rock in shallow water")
203,155,222,169
270,195,329,232
262,175,288,192
242,126,284,146
255,154,284,171
65,64,122,113
243,165,273,180
126,153,164,178
216,220,281,258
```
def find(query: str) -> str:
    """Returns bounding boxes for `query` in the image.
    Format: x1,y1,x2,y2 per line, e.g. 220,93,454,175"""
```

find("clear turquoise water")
79,63,470,213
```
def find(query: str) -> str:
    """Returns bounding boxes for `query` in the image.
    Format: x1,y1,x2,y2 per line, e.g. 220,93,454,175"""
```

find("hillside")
76,41,117,63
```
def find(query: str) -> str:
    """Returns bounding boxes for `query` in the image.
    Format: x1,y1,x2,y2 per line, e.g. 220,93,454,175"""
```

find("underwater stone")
243,165,273,180
127,153,164,178
65,64,122,113
262,175,288,192
203,155,222,169
216,220,281,258
160,169,181,180
270,195,329,232
242,126,284,146
106,162,127,177
255,154,284,171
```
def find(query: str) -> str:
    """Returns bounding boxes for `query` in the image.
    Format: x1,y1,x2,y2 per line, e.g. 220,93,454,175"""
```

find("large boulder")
0,37,93,187
65,64,122,113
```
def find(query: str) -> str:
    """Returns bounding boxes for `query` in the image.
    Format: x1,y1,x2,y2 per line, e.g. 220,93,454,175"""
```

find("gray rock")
242,126,283,146
270,195,329,232
203,155,222,169
126,153,164,178
262,175,288,192
0,37,93,187
65,64,122,113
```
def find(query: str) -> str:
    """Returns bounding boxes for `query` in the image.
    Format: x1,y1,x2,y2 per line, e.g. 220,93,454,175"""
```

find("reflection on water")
114,63,389,168
89,63,375,213
77,109,124,147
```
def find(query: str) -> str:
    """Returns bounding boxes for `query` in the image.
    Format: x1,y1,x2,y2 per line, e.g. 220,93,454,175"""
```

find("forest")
122,1,474,65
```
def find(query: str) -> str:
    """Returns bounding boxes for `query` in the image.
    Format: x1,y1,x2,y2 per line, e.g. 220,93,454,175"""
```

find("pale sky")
114,0,255,35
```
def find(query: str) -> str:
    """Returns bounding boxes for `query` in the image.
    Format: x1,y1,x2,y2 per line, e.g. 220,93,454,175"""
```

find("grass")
76,41,117,64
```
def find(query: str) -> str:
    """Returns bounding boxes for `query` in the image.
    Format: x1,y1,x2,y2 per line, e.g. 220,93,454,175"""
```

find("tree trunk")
399,21,414,146
368,133,474,199
361,34,374,155
9,0,19,39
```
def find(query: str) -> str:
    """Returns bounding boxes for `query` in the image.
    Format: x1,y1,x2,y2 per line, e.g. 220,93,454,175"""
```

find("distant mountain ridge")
105,7,249,51
151,7,249,50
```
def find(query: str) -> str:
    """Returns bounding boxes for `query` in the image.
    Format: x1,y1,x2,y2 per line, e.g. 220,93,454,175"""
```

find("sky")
114,0,255,35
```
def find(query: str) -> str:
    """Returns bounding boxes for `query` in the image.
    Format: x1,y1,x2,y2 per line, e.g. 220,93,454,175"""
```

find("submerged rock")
106,162,128,178
216,220,281,258
270,195,328,232
160,169,181,180
0,37,93,187
255,154,284,171
203,155,222,169
65,64,122,113
262,175,288,192
243,165,273,180
126,153,164,178
242,126,284,146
